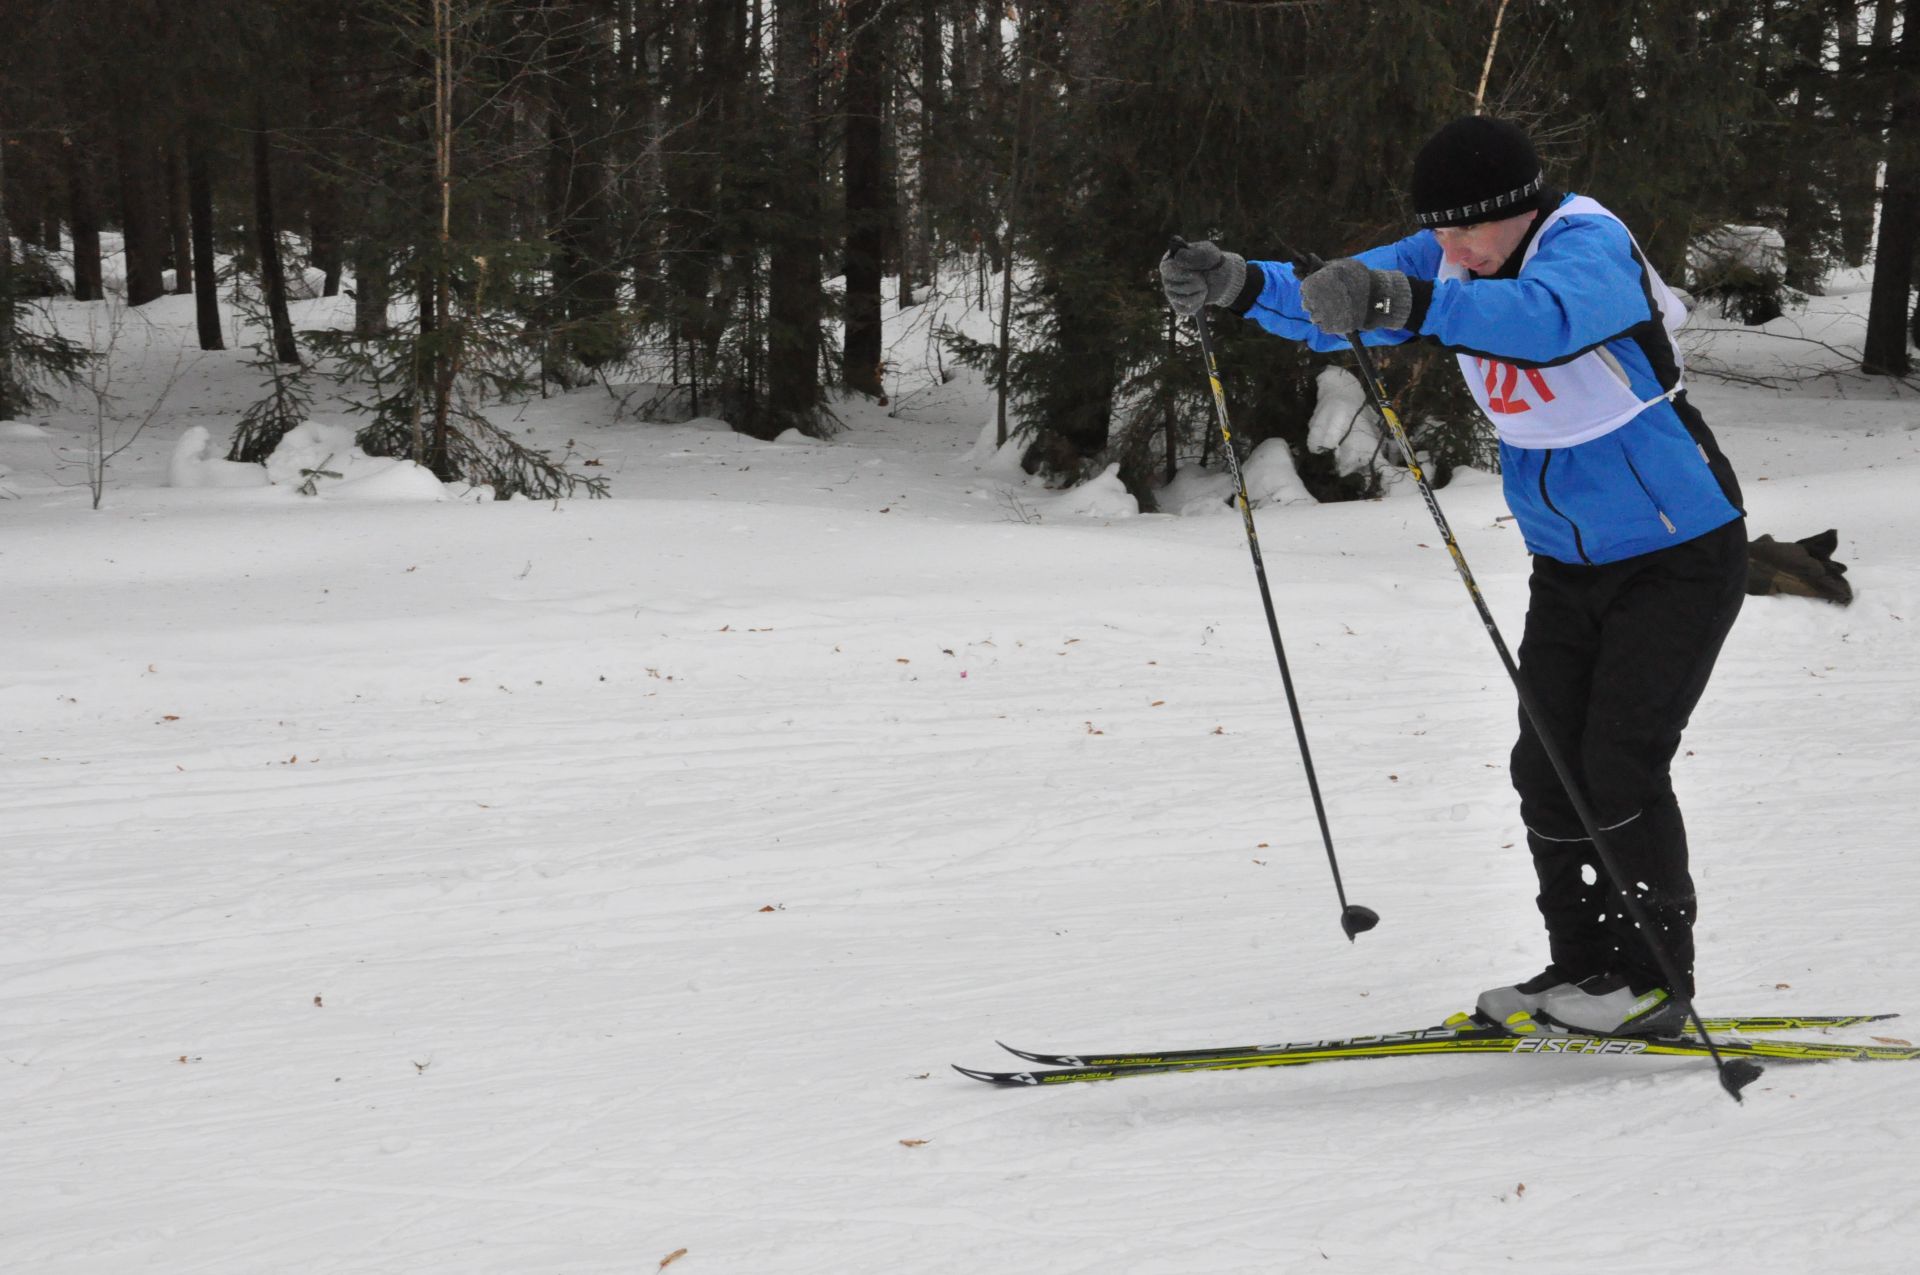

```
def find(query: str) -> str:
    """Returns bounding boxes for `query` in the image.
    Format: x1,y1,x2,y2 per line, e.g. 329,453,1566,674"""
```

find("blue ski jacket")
1239,195,1742,565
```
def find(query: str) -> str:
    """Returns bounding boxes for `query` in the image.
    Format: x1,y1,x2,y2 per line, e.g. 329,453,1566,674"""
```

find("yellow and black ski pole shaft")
1171,238,1378,943
1274,239,1757,1099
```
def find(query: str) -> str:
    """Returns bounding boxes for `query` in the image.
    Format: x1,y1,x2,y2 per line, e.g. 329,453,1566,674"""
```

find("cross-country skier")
1159,115,1747,1036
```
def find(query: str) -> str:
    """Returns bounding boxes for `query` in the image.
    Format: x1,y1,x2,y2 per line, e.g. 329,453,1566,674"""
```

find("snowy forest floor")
3,268,1919,1273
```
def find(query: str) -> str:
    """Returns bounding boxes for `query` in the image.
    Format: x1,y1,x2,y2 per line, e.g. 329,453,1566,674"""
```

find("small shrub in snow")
1688,225,1793,326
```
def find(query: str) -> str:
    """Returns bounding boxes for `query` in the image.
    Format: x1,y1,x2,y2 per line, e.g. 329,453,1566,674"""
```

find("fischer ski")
955,1012,1919,1087
997,1012,1902,1069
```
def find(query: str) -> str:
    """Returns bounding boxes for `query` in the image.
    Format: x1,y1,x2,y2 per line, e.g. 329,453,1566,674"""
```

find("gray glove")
1160,240,1247,317
1299,258,1412,333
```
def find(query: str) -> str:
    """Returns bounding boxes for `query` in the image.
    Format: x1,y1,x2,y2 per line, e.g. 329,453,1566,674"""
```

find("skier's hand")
1160,240,1246,317
1299,258,1412,333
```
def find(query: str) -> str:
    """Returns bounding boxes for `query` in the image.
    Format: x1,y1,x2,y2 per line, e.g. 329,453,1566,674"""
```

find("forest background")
1,0,1916,503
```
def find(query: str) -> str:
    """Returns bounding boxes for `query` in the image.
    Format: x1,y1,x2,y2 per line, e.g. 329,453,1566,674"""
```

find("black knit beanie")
1410,117,1547,229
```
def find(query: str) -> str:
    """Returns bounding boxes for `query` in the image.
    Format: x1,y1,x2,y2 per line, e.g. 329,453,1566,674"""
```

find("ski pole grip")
1272,238,1324,274
1171,231,1323,276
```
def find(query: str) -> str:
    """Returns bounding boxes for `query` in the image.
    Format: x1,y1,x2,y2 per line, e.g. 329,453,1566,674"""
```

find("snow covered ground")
3,266,1918,1273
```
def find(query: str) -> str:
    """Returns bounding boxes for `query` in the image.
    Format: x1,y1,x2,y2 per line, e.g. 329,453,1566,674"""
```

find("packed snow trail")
3,273,1919,1272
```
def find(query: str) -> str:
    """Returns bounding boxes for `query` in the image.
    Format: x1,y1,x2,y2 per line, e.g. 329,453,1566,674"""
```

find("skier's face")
1433,210,1539,277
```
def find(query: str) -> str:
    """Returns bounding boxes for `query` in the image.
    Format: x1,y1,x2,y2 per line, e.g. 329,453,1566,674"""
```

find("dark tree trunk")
350,182,392,338
621,0,664,322
768,0,823,435
1863,0,1918,376
304,1,346,296
114,109,169,306
543,105,574,367
1836,0,1892,266
186,130,224,351
311,202,343,298
660,0,704,373
662,0,746,384
895,64,916,311
252,112,300,364
899,0,942,310
1,133,16,422
993,62,1032,449
1863,177,1917,376
415,270,447,472
546,0,622,369
64,138,103,302
1016,0,1126,481
166,140,194,294
1780,3,1830,291
351,243,391,337
841,0,888,399
7,142,47,258
426,279,456,481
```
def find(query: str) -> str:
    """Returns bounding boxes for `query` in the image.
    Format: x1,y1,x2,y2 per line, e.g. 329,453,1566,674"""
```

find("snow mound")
1157,463,1237,516
263,421,449,501
168,426,271,489
0,421,58,493
1243,437,1315,507
330,461,451,502
1158,444,1314,517
966,416,1027,476
1044,462,1138,519
1305,366,1384,477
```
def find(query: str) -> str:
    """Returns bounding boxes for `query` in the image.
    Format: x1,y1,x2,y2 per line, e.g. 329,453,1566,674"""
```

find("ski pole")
1171,238,1379,943
1275,240,1759,1100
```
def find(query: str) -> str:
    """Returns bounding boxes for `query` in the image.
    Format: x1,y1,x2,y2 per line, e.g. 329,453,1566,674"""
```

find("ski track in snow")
3,278,1919,1272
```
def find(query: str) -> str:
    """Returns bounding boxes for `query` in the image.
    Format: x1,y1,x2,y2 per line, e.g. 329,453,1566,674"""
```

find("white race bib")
1443,197,1686,449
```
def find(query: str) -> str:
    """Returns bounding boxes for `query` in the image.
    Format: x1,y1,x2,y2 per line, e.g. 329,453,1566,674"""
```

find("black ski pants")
1509,516,1748,997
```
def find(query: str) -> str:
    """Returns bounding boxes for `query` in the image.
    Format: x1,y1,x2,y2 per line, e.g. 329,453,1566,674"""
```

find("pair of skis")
955,1011,1917,1087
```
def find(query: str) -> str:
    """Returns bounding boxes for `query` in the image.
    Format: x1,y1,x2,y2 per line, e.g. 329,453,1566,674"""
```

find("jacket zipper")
1622,453,1678,534
1537,451,1591,564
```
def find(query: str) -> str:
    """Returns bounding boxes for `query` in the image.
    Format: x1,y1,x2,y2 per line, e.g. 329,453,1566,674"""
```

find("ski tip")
952,1063,1027,1086
995,1041,1084,1066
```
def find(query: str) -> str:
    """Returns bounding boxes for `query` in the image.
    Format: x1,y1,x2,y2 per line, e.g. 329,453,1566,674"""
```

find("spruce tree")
766,0,830,436
842,0,891,399
0,0,90,418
